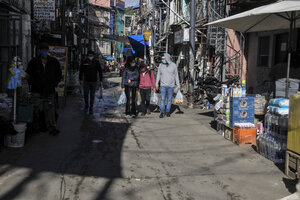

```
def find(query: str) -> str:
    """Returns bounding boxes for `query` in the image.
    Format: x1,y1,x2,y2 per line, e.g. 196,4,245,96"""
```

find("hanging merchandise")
7,58,22,90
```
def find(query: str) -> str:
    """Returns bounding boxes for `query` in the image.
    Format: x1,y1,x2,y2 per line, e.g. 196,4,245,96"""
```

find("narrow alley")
0,73,294,200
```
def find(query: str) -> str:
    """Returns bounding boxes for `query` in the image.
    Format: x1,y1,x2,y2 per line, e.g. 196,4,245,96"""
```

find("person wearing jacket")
26,42,62,135
139,65,156,116
79,50,103,114
156,53,180,118
121,57,140,117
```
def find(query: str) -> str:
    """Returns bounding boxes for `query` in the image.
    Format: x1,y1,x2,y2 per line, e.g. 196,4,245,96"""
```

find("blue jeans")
160,86,174,113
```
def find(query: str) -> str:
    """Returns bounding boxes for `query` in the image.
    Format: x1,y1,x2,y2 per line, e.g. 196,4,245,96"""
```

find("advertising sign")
48,46,68,96
34,0,55,21
143,30,152,41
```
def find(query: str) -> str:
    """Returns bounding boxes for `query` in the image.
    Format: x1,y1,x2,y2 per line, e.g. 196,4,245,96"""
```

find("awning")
205,0,300,98
104,56,114,60
127,35,149,57
205,0,300,32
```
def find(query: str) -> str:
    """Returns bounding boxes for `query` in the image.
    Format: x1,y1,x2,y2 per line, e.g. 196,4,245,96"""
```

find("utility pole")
188,0,195,108
143,15,147,62
166,0,170,53
61,0,66,46
150,0,155,69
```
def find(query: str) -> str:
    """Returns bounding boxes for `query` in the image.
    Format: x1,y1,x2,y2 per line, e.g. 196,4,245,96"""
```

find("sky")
124,0,139,8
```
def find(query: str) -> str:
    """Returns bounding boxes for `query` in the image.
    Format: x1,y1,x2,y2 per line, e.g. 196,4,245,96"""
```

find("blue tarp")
127,35,149,57
104,56,115,60
132,3,140,9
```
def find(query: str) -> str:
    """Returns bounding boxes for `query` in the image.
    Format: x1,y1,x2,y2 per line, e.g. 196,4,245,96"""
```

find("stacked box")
230,97,255,127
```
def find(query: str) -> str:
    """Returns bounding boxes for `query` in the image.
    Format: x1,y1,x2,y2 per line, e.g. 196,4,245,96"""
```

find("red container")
233,127,257,145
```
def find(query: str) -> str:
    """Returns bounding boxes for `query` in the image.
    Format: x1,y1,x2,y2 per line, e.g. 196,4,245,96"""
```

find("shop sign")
174,30,183,44
175,28,190,44
48,46,68,97
183,28,190,42
34,0,55,21
143,30,152,41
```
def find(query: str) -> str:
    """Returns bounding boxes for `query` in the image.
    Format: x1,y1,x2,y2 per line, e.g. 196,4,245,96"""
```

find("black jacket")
26,56,62,96
79,58,103,82
121,67,140,88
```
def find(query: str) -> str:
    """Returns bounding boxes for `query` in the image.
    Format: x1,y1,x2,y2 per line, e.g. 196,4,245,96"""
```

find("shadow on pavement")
282,177,298,194
198,111,214,117
0,97,131,199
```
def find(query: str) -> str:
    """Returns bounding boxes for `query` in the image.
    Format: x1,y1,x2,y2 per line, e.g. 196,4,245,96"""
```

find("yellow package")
287,92,300,154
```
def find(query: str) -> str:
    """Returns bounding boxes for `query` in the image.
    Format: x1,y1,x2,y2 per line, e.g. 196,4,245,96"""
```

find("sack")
118,91,127,105
97,87,103,100
136,91,142,105
174,90,184,104
150,92,158,105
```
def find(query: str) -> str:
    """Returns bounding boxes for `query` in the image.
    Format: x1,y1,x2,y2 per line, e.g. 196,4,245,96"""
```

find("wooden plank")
286,150,290,176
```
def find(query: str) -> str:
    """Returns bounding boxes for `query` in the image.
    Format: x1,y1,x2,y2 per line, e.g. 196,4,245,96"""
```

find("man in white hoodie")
156,53,180,118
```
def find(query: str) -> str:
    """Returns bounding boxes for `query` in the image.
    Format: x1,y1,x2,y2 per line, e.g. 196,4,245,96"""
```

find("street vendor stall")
207,0,300,179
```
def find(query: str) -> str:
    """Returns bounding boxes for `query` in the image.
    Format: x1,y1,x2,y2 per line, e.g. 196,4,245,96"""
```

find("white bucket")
4,123,27,148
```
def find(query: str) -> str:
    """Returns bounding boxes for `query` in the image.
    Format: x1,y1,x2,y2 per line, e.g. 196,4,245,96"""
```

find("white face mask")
88,56,93,60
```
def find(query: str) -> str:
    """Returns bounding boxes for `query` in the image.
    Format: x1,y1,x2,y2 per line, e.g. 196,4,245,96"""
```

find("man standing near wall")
26,42,62,135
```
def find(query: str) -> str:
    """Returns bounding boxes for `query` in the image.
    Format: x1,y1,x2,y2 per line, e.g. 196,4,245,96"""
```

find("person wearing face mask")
26,42,62,135
156,53,180,118
121,57,140,117
139,64,156,116
79,50,103,114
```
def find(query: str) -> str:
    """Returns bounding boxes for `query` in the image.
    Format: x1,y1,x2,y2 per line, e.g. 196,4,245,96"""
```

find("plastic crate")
233,127,257,145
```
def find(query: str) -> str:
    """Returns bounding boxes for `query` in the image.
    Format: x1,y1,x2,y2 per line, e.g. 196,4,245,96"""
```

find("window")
258,36,270,67
275,33,288,64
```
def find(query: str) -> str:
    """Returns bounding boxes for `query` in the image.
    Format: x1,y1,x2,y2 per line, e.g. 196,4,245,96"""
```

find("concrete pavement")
0,73,296,200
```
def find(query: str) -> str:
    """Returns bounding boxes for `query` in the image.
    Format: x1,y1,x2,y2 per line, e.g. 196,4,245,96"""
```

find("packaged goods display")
255,95,266,115
230,97,255,127
287,92,300,155
258,98,290,163
233,123,257,145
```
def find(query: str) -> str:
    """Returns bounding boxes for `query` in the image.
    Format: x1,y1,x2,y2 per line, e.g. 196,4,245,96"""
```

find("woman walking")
121,57,140,117
139,65,156,116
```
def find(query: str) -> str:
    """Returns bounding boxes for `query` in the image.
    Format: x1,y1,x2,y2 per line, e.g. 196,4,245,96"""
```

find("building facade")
0,0,32,92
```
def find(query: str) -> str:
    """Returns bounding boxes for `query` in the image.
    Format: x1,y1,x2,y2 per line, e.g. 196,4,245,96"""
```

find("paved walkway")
0,73,295,200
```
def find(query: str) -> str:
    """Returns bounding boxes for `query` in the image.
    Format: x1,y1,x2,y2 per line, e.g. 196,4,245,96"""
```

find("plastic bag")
174,91,184,104
150,93,158,105
118,91,127,105
136,91,142,105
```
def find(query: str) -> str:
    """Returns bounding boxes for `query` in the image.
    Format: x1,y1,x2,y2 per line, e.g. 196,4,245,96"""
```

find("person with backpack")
121,57,140,117
156,53,180,118
139,65,156,116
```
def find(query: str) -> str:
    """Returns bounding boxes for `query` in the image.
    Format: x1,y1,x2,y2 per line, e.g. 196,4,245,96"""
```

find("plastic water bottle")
270,137,276,162
274,141,282,163
264,113,270,134
281,115,289,141
265,135,270,159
